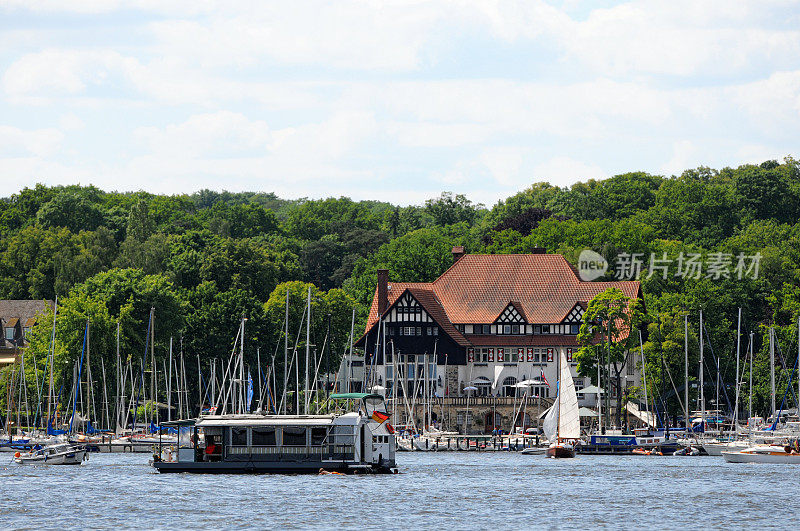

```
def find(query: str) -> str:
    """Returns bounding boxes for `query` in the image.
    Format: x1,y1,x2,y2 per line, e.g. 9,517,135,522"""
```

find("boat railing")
224,444,353,460
324,444,355,461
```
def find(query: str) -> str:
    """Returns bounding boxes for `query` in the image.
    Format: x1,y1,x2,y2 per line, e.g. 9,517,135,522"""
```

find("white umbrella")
463,386,478,391
579,407,599,418
578,385,604,395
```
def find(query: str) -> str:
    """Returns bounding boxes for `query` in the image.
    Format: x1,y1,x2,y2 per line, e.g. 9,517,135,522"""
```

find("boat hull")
521,447,547,455
152,460,395,474
546,444,575,458
722,449,800,464
703,441,749,456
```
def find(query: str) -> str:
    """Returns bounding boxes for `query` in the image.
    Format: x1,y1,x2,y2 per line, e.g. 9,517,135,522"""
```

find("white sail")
542,401,558,443
557,350,580,439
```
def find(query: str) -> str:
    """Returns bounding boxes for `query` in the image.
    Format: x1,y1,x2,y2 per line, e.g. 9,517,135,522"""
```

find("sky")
1,1,799,207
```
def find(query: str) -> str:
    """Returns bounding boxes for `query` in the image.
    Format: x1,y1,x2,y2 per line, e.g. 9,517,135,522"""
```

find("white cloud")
0,125,63,156
660,140,698,176
58,112,85,131
479,146,526,186
387,121,488,147
528,156,606,188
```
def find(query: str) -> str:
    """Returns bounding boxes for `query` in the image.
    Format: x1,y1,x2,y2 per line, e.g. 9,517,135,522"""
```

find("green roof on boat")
329,393,383,401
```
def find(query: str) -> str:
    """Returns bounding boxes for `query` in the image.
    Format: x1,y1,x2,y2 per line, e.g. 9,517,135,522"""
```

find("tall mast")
733,308,742,428
684,313,689,432
347,307,355,393
597,348,602,432
115,321,120,433
749,332,753,425
284,289,289,415
87,319,96,426
47,295,57,425
699,310,705,433
167,337,173,422
638,330,649,428
304,286,311,415
240,315,246,413
149,307,155,425
770,326,776,419
101,357,110,430
556,340,561,442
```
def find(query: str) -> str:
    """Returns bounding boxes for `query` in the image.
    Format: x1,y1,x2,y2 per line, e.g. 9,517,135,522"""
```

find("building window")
533,325,541,335
399,326,422,336
4,328,13,341
570,324,580,335
541,325,550,334
503,324,511,334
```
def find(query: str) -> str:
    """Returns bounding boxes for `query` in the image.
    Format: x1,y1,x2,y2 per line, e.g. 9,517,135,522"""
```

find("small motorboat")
673,446,701,456
521,446,547,455
722,444,800,464
13,443,87,465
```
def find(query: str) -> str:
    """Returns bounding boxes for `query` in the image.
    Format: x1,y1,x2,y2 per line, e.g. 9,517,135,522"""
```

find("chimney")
377,269,389,316
452,246,465,263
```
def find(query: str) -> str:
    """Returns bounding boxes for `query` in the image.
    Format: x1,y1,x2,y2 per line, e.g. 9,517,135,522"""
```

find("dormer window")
496,303,526,324
563,303,584,324
4,328,14,341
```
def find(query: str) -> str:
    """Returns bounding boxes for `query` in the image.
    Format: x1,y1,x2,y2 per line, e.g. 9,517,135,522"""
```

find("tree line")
2,157,800,420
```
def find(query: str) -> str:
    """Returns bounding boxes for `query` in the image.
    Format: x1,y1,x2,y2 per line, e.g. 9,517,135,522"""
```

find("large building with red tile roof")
355,249,642,415
0,299,54,367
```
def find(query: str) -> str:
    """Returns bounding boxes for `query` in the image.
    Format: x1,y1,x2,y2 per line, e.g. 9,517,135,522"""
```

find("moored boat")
722,442,800,464
152,393,397,474
13,443,87,465
542,350,579,459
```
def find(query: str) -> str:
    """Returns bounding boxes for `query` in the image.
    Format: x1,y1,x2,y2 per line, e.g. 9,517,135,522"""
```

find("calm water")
1,451,798,529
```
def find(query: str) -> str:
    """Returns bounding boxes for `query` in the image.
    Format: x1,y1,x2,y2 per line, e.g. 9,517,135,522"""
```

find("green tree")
576,288,646,428
424,191,484,226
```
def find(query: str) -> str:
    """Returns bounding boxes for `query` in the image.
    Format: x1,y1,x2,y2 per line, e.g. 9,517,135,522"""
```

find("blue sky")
1,1,799,206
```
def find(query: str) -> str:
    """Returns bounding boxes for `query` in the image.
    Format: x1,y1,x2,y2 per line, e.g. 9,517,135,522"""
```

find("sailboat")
542,349,580,458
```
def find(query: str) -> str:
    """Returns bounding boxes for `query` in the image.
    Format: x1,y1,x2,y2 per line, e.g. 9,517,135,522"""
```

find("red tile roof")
364,254,640,337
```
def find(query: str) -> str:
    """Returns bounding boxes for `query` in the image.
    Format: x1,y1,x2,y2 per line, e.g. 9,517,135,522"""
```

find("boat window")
251,427,277,446
282,427,306,446
230,427,247,446
364,396,387,417
311,427,328,446
179,426,194,448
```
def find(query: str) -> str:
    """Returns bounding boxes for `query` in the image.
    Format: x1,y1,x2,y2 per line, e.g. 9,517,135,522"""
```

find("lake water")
2,451,798,529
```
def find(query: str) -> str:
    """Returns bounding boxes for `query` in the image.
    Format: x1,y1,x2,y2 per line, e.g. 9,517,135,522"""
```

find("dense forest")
3,156,800,419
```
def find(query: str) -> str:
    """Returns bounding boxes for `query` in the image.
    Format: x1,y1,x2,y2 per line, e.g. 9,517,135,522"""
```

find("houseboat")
151,393,397,474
